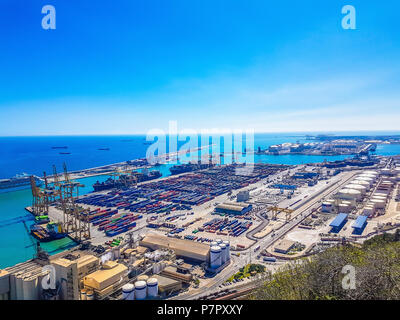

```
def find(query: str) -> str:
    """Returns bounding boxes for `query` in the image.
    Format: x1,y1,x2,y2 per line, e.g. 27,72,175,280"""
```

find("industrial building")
3,260,49,300
0,270,10,300
274,240,296,254
237,190,250,202
215,202,252,215
140,233,210,263
83,260,128,299
329,213,348,232
352,215,368,234
153,274,182,296
52,254,100,300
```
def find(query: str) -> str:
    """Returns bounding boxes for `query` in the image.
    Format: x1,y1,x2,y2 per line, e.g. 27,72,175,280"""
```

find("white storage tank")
147,278,158,298
345,184,367,196
137,275,149,282
86,290,94,300
80,289,87,300
359,174,377,181
134,281,147,300
322,201,334,213
351,180,371,190
372,195,387,202
22,276,38,300
210,246,222,269
210,241,218,247
219,243,227,265
337,188,362,201
215,239,222,245
223,240,230,261
370,199,385,209
122,283,135,300
338,204,351,213
363,205,375,216
355,177,374,186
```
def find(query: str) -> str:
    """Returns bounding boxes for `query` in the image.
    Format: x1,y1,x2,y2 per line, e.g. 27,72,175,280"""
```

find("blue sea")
0,133,399,268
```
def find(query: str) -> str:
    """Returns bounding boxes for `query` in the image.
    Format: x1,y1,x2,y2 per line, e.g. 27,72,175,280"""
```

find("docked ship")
30,222,66,242
169,162,213,175
92,170,162,192
0,173,43,194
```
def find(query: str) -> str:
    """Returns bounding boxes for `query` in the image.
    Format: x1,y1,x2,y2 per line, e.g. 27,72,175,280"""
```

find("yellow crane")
268,206,295,222
30,176,49,216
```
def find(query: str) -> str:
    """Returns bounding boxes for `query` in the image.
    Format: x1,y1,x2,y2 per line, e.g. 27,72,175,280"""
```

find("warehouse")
83,260,128,299
153,274,182,296
352,215,368,234
329,213,348,232
215,202,252,215
140,233,210,263
274,240,296,254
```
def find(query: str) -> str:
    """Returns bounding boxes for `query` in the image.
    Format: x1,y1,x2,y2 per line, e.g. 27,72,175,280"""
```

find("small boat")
59,152,71,155
51,146,68,149
98,148,110,151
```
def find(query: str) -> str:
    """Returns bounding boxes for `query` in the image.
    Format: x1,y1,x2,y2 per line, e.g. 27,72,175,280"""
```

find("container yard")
5,155,400,301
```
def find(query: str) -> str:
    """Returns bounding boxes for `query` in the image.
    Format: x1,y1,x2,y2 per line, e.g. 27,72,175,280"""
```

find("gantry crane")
110,166,138,188
56,163,90,242
30,176,49,216
268,206,295,222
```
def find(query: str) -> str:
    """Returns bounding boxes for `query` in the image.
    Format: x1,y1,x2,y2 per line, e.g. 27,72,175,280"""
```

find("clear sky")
0,0,399,135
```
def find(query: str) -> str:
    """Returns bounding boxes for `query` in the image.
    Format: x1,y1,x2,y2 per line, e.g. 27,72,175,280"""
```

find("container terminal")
1,153,400,300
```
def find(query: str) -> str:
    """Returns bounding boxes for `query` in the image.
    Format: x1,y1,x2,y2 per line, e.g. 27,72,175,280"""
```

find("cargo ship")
30,222,66,242
169,162,213,175
0,173,43,194
92,170,162,192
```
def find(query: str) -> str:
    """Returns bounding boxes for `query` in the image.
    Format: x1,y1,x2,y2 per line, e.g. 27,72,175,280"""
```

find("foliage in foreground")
249,231,400,300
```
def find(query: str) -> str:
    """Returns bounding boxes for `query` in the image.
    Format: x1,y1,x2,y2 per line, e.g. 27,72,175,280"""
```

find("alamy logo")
41,265,56,290
341,5,356,30
42,5,56,30
341,264,356,290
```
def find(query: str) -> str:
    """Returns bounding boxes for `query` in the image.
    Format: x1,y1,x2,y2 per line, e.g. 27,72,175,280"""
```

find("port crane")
56,163,91,242
268,206,295,222
110,166,138,188
30,176,49,216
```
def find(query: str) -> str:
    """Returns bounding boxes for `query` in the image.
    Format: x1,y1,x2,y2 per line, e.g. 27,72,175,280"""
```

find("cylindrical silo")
370,199,385,209
215,239,222,245
134,281,147,300
363,205,375,216
223,240,230,261
322,201,334,213
210,241,218,247
137,275,149,282
351,180,371,191
210,246,222,269
122,283,135,300
147,278,158,298
80,289,87,300
338,204,351,213
22,276,37,300
219,243,227,265
337,189,362,201
86,290,94,300
345,184,367,195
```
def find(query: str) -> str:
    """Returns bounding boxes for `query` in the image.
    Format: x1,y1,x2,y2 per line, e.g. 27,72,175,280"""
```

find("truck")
263,256,277,263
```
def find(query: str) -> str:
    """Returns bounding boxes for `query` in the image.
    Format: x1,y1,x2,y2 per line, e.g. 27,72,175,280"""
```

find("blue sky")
0,0,399,135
